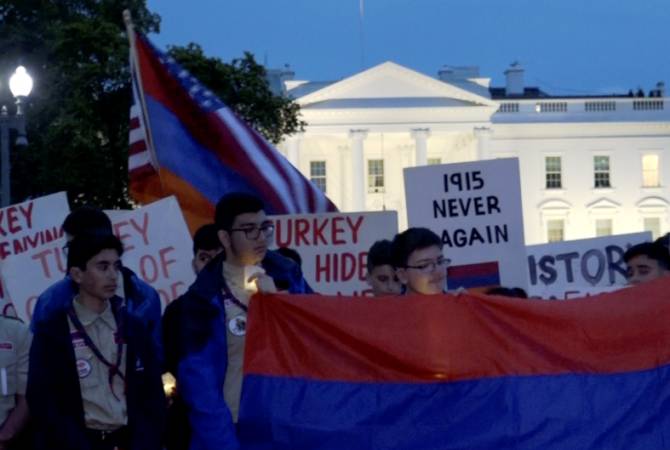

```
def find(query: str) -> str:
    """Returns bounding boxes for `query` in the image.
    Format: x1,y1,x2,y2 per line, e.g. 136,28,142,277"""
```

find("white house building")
273,62,670,244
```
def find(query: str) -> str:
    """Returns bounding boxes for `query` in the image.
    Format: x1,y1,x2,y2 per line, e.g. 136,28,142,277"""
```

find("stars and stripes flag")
126,26,337,232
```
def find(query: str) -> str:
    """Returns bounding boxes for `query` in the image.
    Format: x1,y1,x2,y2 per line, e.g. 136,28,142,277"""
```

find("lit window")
427,158,442,165
545,156,562,189
642,154,660,187
367,159,385,193
594,156,611,188
309,161,327,193
595,219,612,237
547,219,565,242
644,217,661,240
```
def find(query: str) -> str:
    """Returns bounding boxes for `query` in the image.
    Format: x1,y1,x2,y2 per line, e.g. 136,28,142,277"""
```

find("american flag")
127,31,337,228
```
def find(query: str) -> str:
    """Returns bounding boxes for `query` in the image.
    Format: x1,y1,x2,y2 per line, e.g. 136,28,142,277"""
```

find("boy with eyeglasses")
164,192,311,450
391,227,450,295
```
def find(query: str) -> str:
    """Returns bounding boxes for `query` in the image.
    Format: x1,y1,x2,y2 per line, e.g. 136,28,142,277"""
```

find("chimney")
504,62,524,96
438,65,480,82
656,81,666,97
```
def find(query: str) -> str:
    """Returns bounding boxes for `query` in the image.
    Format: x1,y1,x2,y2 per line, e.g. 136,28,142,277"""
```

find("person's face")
192,248,223,274
70,249,121,302
396,245,448,295
626,255,669,285
219,211,274,266
366,264,402,297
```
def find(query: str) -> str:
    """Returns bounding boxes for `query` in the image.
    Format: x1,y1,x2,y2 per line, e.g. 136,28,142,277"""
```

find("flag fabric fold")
127,31,337,232
239,278,670,449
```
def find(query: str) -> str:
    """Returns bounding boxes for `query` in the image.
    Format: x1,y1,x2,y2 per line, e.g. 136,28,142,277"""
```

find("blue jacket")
31,266,163,366
27,299,167,450
162,251,311,450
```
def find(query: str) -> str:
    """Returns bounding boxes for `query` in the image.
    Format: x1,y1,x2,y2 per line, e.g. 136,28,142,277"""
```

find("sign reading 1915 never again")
404,158,528,290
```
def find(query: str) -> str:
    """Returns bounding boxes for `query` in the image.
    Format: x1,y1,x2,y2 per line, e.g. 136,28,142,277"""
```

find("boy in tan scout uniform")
27,234,165,450
0,315,30,449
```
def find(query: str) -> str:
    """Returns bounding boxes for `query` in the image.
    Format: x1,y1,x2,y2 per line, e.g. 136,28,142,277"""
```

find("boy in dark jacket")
163,193,311,450
27,234,165,450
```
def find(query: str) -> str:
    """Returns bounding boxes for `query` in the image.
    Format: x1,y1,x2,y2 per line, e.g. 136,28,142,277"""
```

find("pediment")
586,197,622,210
538,198,572,210
636,196,670,208
296,61,497,109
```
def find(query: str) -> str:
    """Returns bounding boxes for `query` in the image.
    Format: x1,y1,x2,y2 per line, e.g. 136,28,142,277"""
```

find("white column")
285,132,303,168
474,127,492,160
411,128,430,166
349,129,368,212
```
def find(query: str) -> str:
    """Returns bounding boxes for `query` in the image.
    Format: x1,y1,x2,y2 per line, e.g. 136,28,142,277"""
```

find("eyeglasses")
404,256,451,274
229,222,275,240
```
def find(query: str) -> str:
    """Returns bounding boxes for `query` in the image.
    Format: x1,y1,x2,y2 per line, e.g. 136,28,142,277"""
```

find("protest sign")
404,158,527,291
107,196,194,309
526,232,652,299
272,211,398,295
0,192,70,321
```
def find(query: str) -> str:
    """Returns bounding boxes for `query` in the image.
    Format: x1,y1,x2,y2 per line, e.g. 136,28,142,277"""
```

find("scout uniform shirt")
222,262,258,423
0,316,30,426
68,298,127,431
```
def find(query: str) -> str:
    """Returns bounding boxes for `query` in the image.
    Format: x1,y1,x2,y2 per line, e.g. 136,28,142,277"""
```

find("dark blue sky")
147,0,669,95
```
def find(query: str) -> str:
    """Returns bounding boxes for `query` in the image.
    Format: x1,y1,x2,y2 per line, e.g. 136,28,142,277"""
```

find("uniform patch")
0,342,13,351
76,359,92,378
228,315,247,337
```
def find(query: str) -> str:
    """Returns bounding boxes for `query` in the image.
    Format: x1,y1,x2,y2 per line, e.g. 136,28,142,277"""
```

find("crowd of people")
0,191,667,449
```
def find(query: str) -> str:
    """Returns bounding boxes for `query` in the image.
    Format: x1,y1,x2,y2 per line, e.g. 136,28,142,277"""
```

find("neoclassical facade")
275,62,670,244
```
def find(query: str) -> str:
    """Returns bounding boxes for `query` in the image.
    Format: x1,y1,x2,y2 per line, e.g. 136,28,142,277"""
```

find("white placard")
0,192,70,321
526,232,652,299
271,211,398,295
107,196,195,310
404,158,527,291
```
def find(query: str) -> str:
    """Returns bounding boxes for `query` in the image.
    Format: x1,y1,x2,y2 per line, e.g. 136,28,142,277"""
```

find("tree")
0,1,303,208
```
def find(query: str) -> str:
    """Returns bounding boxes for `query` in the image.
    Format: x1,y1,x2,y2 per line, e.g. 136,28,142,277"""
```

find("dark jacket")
27,301,166,450
30,267,164,367
162,251,311,450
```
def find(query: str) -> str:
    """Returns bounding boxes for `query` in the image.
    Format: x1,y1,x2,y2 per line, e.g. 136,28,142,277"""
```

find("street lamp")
0,66,33,206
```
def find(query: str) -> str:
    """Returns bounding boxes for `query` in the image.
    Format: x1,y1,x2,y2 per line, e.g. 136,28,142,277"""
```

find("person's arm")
0,322,32,445
177,337,240,450
0,395,28,446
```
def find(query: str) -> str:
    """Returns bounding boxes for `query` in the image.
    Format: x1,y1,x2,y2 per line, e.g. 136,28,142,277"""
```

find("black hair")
62,206,113,238
654,232,670,249
366,239,394,272
276,247,302,267
390,227,442,269
214,193,265,231
67,234,124,271
485,286,528,298
623,242,670,270
193,223,222,254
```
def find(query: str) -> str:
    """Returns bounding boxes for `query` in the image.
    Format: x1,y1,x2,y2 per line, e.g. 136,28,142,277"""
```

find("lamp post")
0,66,33,207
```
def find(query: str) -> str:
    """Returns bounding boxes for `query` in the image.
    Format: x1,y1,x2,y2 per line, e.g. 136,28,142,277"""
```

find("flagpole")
123,10,162,182
359,0,365,70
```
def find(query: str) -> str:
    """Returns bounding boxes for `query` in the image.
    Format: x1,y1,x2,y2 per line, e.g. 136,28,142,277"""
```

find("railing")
492,98,667,116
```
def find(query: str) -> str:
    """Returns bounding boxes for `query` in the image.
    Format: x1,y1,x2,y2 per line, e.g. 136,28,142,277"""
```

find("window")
427,158,442,166
594,156,611,188
642,154,660,187
644,217,661,240
547,219,565,243
595,219,612,237
367,159,385,193
309,161,327,192
545,156,562,189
